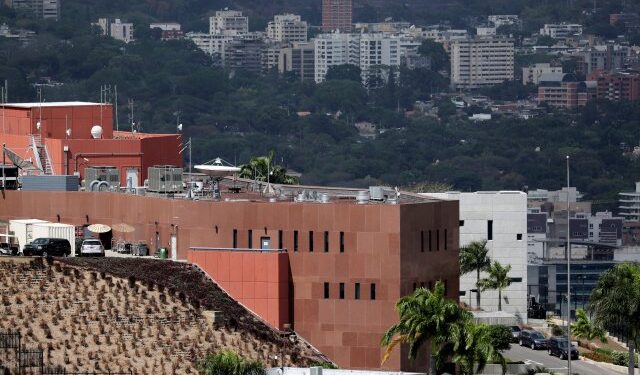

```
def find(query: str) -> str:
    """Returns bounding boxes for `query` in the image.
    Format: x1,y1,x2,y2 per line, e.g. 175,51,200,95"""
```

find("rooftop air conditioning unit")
84,166,120,189
147,166,183,193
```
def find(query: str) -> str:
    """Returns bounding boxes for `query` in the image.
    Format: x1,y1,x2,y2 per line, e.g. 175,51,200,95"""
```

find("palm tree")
444,321,506,375
460,240,491,309
478,261,512,311
381,281,472,374
197,351,265,375
571,308,607,343
238,151,298,185
590,263,640,375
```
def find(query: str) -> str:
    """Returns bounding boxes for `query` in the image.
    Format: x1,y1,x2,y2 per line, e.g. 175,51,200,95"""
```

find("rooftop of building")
4,101,104,108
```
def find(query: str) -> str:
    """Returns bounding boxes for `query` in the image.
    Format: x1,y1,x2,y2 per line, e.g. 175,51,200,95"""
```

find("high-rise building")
358,33,401,85
540,23,583,39
321,0,352,32
596,70,640,102
210,10,249,36
279,42,315,81
4,0,59,20
225,36,265,73
314,32,360,83
267,14,308,43
522,63,563,85
583,44,629,74
537,73,595,109
450,37,514,89
186,32,232,62
93,18,134,44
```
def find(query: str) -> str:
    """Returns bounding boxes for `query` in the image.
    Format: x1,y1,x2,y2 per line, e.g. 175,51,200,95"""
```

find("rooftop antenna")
128,99,134,132
114,85,119,131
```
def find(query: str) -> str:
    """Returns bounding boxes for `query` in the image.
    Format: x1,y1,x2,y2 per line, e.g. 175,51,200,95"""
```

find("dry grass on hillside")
0,258,325,374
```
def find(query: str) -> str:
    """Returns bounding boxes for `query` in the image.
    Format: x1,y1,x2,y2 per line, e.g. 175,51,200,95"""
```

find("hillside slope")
0,258,326,374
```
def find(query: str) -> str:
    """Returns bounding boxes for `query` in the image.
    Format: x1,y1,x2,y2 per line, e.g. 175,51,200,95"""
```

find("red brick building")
0,102,182,184
537,73,596,109
322,0,353,32
595,70,640,102
0,188,460,372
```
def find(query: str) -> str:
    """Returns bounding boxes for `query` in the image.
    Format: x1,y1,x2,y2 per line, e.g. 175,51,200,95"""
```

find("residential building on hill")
522,63,563,85
267,14,308,43
149,22,183,40
595,70,640,102
540,23,583,39
94,18,134,43
314,32,360,83
279,42,316,81
322,0,352,32
210,10,249,36
537,73,595,109
4,0,59,20
583,44,629,74
488,15,520,28
450,37,514,89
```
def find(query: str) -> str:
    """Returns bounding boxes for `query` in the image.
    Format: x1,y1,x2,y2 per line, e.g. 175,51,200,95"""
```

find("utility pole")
114,85,119,131
128,99,134,132
566,155,572,375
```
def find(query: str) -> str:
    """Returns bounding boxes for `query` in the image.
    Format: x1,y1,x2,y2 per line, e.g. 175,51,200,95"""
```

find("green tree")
381,281,471,374
460,240,491,309
571,308,607,343
325,64,362,82
197,351,265,375
486,325,514,351
478,261,512,311
418,40,449,72
590,263,640,375
445,321,506,375
238,151,299,185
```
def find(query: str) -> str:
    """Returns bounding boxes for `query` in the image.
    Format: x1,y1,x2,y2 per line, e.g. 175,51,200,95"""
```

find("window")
413,282,417,291
340,232,345,253
294,231,298,252
309,231,314,252
248,230,253,249
278,230,283,249
324,231,329,252
420,231,424,252
355,283,360,300
459,220,465,227
444,279,448,295
436,230,440,251
428,280,433,289
444,229,448,250
339,283,345,299
324,282,330,299
232,229,237,248
370,283,376,300
428,230,432,252
488,220,493,240
517,233,523,241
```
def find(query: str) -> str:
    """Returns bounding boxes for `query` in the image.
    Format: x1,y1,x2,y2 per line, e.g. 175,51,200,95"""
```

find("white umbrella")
112,223,135,233
87,224,111,233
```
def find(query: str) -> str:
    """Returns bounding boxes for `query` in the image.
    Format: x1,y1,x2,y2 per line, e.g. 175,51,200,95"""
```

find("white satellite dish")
91,125,103,139
36,121,41,130
66,128,72,137
195,157,240,178
177,123,183,132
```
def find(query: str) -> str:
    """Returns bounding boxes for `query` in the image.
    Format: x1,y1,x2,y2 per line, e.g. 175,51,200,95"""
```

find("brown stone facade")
0,191,459,371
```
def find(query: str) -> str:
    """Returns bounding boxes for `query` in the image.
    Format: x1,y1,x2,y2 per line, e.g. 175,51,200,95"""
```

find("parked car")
548,336,579,359
22,238,71,257
80,239,105,257
518,330,548,350
0,242,19,256
510,326,522,343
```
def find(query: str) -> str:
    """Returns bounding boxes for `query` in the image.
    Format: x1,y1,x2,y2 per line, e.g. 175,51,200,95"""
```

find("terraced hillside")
0,257,326,374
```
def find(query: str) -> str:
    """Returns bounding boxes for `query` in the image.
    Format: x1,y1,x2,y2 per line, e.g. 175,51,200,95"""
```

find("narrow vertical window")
355,283,360,300
428,230,432,252
278,230,283,249
420,231,424,252
339,283,345,299
309,231,314,252
413,282,417,291
324,282,330,299
488,220,493,240
339,232,345,253
248,230,253,249
436,230,440,251
324,231,329,252
444,279,448,296
370,283,376,300
232,229,237,248
444,229,448,250
294,230,298,252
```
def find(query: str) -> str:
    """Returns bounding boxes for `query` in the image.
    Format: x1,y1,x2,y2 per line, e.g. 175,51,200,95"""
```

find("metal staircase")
30,134,54,175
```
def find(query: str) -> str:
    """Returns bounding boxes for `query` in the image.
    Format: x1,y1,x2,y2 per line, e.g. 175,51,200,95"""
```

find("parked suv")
548,336,579,359
23,238,71,257
510,326,522,343
518,330,548,350
80,239,105,257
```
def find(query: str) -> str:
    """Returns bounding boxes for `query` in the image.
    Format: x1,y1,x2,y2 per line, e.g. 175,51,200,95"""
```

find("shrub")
487,325,513,351
549,323,564,336
197,351,265,375
583,351,613,364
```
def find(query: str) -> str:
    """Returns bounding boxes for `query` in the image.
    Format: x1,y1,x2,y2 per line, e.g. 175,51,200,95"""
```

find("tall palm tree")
197,351,265,375
478,261,512,311
571,308,607,343
460,240,491,309
381,281,471,374
238,151,298,185
590,263,640,375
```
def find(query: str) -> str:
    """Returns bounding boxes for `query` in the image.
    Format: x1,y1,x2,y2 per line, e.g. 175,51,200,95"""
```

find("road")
505,344,620,375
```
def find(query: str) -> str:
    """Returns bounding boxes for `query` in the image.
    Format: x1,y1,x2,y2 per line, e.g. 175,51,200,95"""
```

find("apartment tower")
322,0,353,32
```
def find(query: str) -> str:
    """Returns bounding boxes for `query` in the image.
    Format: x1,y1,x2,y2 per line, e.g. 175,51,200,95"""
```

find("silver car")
80,239,105,257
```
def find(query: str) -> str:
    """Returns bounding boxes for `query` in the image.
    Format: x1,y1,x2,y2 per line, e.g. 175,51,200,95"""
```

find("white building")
5,0,59,20
423,191,528,322
476,26,497,37
94,18,134,43
522,63,563,85
359,33,401,82
210,10,248,36
314,32,360,83
450,37,515,89
424,28,468,43
619,182,640,222
186,32,232,57
540,23,583,39
267,14,308,43
488,15,520,28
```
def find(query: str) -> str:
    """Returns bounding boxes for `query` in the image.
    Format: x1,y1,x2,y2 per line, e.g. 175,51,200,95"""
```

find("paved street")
505,344,620,375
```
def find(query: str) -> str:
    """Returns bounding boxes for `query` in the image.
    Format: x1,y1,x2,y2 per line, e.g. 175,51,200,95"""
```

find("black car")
518,330,548,350
510,326,522,343
23,238,71,257
548,336,579,359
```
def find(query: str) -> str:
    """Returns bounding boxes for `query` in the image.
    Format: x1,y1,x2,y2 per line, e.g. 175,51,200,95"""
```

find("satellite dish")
91,125,103,139
36,121,41,130
66,128,72,137
195,157,240,178
177,123,183,132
